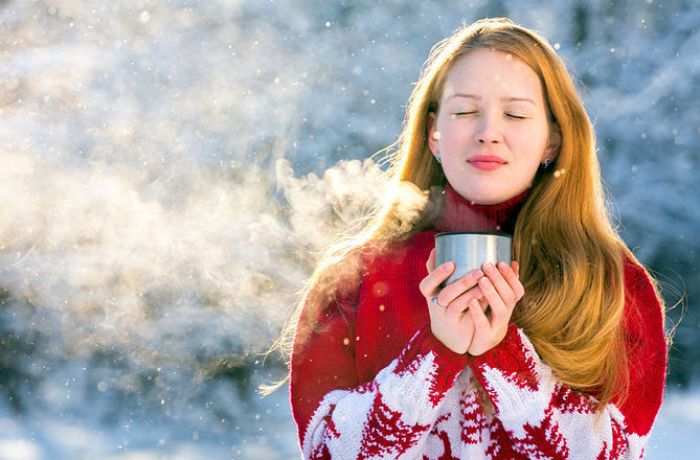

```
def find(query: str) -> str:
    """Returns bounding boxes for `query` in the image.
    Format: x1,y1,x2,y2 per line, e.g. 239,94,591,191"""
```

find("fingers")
422,256,523,316
478,262,524,324
419,261,454,298
426,248,436,273
449,286,486,314
482,263,515,308
468,261,525,356
468,298,491,331
498,262,524,301
467,297,499,357
477,276,508,323
437,268,483,306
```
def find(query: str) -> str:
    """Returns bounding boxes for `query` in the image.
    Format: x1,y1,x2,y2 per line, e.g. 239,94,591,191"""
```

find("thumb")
426,248,436,273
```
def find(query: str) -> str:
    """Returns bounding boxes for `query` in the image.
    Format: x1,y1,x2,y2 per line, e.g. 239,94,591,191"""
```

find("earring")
542,158,553,169
434,152,442,163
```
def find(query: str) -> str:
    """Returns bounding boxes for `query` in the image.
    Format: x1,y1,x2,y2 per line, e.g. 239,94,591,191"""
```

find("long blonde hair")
272,18,659,407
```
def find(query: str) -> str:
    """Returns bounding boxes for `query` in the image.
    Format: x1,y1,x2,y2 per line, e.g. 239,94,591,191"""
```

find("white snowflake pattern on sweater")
301,325,653,460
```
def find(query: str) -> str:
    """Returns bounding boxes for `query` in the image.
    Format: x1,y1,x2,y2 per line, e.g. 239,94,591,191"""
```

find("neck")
433,184,530,234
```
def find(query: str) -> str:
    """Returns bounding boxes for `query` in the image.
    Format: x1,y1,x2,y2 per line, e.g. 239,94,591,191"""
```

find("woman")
285,18,667,459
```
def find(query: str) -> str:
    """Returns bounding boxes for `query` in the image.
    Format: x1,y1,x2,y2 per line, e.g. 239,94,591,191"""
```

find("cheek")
438,121,472,145
510,125,548,155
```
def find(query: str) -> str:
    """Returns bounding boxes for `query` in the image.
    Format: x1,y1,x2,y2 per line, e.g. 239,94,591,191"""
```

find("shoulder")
622,257,662,310
617,257,667,435
621,256,665,340
362,231,437,271
309,232,437,310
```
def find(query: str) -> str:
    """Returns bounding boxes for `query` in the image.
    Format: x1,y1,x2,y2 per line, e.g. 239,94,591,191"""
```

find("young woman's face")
429,48,558,205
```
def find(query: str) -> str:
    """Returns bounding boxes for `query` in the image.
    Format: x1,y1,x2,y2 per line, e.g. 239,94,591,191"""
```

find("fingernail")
472,269,484,279
442,262,454,272
483,263,495,273
498,261,508,270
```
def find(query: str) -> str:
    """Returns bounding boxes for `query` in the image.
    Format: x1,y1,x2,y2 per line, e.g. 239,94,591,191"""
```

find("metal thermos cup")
435,232,512,285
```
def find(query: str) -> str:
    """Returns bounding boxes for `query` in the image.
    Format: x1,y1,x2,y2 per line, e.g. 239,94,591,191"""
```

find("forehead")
441,48,544,103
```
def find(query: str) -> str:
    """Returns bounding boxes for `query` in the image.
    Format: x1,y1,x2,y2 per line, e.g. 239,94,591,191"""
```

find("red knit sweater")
290,185,667,459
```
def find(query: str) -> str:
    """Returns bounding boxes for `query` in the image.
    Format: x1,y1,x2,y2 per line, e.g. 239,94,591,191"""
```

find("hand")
419,248,487,354
467,261,524,356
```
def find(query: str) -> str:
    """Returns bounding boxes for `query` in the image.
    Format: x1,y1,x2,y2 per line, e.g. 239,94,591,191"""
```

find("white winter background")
0,1,697,459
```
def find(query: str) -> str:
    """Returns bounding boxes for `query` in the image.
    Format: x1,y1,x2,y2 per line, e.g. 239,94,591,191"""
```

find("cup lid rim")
435,231,513,238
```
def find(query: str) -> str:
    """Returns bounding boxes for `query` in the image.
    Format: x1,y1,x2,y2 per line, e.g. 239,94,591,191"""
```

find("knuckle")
438,286,451,301
418,278,429,295
465,292,478,305
450,296,465,311
460,275,475,289
515,285,525,299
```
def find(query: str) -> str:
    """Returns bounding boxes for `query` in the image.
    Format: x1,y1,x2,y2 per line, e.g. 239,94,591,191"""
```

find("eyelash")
453,111,527,120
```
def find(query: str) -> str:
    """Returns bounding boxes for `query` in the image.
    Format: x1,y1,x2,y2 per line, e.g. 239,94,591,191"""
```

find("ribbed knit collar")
433,183,530,234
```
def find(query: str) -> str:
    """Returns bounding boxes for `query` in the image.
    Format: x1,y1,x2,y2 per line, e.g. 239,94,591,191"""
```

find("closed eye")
506,113,527,119
453,111,478,116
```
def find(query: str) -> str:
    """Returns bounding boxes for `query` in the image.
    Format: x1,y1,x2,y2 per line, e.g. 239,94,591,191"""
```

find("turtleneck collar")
433,183,530,234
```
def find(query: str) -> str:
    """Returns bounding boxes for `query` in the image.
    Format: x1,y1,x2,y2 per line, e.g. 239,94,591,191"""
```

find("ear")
427,112,439,155
544,122,562,160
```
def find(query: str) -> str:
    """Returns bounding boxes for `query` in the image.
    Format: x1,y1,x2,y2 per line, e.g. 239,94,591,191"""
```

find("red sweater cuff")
394,323,469,393
469,324,540,392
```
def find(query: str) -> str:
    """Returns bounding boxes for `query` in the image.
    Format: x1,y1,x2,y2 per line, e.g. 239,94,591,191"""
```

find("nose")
474,113,503,144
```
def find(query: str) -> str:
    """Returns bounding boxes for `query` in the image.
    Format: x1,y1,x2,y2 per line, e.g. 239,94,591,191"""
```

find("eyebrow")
449,93,537,106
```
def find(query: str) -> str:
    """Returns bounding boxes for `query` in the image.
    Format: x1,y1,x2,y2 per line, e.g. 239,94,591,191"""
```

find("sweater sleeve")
468,259,667,459
290,294,468,459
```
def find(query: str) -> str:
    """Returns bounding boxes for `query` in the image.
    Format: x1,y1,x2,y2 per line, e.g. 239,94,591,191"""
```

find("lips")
467,155,507,171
